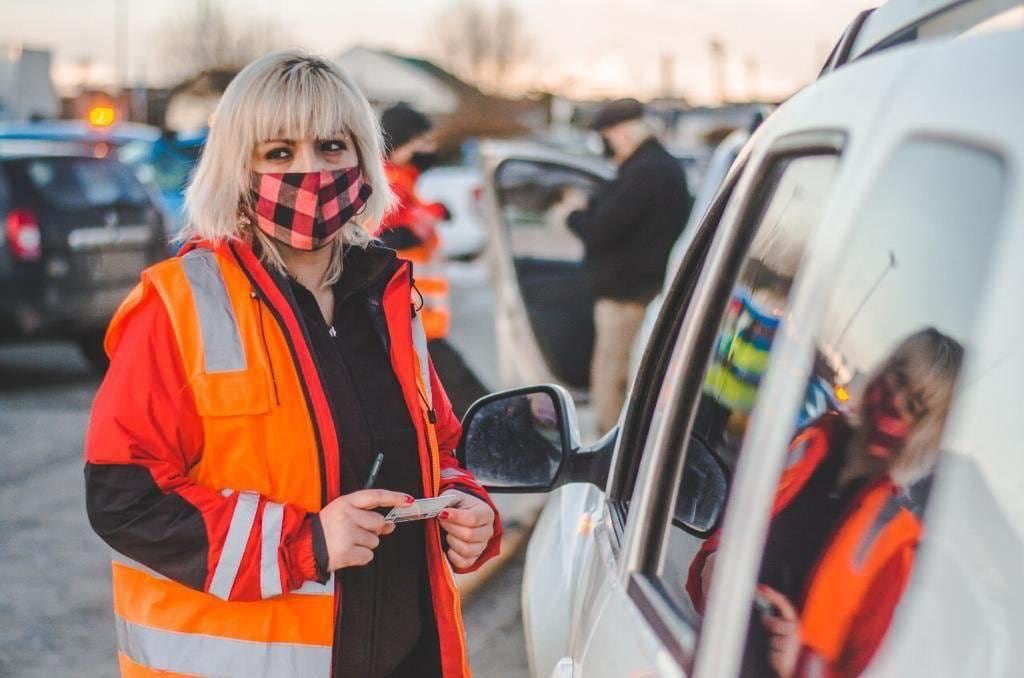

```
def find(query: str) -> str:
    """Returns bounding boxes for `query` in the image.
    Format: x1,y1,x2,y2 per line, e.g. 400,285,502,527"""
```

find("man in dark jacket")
566,98,692,431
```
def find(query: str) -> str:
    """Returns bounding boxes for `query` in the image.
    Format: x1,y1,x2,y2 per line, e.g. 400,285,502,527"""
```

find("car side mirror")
673,435,729,537
457,384,584,493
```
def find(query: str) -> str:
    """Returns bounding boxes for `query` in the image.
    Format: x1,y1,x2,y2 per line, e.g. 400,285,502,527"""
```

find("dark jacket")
291,244,441,678
568,138,692,302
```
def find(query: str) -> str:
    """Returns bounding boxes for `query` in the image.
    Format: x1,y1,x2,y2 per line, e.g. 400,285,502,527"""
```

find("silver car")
463,4,1024,677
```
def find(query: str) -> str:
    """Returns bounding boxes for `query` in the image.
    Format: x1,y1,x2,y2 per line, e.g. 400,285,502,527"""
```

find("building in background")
0,45,59,121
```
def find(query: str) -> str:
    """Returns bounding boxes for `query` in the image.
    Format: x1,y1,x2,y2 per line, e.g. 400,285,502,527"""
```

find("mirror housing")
457,384,612,493
672,435,729,537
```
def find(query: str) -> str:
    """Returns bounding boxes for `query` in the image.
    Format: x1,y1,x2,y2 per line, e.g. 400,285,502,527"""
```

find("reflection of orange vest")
688,415,921,675
782,421,921,671
105,241,468,677
780,418,923,674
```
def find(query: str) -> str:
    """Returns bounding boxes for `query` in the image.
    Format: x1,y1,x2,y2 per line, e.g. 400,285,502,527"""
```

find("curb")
455,497,546,600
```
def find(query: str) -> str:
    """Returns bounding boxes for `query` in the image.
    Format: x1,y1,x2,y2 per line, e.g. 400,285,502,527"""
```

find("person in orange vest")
84,51,501,678
377,103,488,418
688,328,963,678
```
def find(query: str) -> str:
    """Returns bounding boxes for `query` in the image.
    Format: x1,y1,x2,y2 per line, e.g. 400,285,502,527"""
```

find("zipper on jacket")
368,560,380,677
251,290,281,406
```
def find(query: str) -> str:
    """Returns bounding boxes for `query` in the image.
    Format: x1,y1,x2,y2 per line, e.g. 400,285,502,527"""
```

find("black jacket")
291,244,441,678
568,138,692,302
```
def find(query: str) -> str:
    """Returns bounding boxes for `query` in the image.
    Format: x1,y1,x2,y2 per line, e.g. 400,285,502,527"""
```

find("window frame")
619,130,847,667
604,159,747,545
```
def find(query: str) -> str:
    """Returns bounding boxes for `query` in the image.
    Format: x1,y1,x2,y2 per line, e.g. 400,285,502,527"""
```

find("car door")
477,141,613,392
521,151,746,678
570,134,845,677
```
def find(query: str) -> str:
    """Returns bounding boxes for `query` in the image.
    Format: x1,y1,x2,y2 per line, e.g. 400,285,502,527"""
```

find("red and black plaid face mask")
250,167,372,251
862,378,912,459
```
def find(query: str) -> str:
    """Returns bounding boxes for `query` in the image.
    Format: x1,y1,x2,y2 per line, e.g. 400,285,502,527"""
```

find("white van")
462,6,1024,677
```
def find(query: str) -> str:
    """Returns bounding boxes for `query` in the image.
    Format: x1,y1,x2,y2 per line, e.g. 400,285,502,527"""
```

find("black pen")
364,452,384,489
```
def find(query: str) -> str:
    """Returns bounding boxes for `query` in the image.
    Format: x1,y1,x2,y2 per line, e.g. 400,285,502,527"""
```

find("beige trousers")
592,298,648,433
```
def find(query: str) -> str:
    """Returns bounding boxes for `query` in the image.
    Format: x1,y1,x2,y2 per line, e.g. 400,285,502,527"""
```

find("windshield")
24,157,151,210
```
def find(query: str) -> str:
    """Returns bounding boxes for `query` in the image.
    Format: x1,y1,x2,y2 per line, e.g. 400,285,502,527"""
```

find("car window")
608,161,746,528
648,139,1005,674
492,159,607,389
643,150,841,621
723,139,1006,677
24,157,150,210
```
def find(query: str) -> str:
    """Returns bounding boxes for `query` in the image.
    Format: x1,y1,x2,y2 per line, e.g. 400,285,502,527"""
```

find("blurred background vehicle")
477,139,613,396
0,119,208,247
417,162,487,261
0,153,166,371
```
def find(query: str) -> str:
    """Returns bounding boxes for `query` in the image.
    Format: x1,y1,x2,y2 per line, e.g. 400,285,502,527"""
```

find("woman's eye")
321,140,348,153
264,147,291,160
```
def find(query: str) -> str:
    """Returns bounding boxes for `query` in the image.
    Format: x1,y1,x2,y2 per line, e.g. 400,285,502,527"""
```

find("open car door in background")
479,141,613,394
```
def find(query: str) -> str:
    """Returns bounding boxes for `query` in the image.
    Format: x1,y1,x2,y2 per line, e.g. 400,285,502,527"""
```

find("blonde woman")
688,328,963,677
85,51,500,678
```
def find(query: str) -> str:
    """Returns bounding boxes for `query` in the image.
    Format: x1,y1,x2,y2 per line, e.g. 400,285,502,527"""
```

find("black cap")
380,104,433,152
590,98,645,131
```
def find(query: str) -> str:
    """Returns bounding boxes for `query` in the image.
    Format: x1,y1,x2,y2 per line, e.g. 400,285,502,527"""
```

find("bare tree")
432,1,531,95
158,0,293,82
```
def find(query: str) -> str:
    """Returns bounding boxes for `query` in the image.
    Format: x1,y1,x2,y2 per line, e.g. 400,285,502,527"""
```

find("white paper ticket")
384,495,459,524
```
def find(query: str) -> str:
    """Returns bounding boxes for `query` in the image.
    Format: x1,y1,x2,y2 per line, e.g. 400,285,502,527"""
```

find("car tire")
74,330,110,374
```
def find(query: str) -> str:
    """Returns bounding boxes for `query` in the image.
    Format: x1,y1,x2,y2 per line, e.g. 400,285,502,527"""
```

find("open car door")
478,140,614,394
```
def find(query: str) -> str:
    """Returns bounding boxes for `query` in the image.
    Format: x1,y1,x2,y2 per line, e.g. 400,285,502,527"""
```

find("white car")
462,2,1024,676
417,164,488,261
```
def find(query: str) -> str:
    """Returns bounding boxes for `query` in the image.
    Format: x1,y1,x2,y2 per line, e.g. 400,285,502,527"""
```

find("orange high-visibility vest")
779,419,922,674
380,161,451,340
104,241,470,677
687,415,922,675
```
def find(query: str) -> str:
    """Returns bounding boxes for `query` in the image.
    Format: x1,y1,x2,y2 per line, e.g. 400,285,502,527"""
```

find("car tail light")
6,208,42,261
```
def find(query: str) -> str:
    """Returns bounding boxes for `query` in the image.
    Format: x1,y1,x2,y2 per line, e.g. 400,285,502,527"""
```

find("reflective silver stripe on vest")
411,312,432,404
181,249,247,373
440,467,469,480
209,491,259,600
260,502,284,599
116,615,331,677
110,551,168,581
114,546,333,597
294,572,334,596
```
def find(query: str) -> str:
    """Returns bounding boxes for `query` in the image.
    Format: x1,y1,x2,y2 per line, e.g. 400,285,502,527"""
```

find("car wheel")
74,330,110,374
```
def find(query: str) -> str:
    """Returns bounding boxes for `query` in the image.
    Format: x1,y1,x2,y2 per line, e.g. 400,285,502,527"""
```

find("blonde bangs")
182,49,394,258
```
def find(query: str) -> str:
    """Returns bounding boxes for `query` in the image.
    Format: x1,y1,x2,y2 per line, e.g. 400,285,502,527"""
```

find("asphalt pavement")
0,259,530,678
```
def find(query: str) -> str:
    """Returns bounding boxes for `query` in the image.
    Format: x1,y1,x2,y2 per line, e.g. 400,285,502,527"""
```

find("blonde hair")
858,328,965,487
182,49,394,285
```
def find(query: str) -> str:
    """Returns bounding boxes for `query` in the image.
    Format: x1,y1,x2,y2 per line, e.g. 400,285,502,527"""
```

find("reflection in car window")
698,140,1004,677
650,152,839,622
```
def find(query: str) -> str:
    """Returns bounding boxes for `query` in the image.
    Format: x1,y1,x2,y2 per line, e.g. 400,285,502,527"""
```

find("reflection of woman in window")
688,328,963,677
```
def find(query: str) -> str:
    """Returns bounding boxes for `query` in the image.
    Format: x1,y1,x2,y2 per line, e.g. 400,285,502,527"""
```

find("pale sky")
4,0,877,103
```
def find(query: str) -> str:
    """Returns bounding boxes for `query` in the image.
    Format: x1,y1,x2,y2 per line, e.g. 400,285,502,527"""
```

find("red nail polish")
405,496,415,504
440,511,450,519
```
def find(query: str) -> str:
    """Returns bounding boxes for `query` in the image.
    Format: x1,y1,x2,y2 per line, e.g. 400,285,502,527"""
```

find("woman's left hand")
439,490,495,569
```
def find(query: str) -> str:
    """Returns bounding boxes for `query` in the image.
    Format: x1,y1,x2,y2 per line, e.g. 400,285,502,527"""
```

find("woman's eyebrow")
261,138,295,145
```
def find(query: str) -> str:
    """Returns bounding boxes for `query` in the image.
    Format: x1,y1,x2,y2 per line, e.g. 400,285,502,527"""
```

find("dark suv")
0,155,167,371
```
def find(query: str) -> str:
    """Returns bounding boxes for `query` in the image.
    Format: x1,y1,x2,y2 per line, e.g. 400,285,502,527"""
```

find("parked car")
0,154,167,371
417,163,488,261
477,140,613,392
464,11,1024,678
0,120,208,245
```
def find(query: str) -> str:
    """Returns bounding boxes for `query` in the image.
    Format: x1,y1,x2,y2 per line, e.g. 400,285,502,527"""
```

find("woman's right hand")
318,490,414,570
